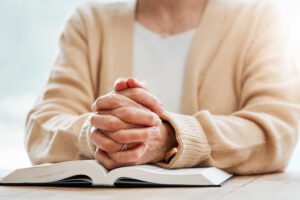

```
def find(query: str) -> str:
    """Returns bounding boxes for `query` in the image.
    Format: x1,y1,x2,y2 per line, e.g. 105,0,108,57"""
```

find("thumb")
127,78,148,91
114,78,129,91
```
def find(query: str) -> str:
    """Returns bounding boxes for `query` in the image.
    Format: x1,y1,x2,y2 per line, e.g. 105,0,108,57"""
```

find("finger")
92,93,145,112
127,78,148,90
117,88,165,116
108,143,149,163
90,113,137,132
96,106,162,126
114,78,127,87
114,77,147,91
114,78,129,91
95,148,120,170
90,129,122,153
95,148,142,170
108,126,160,144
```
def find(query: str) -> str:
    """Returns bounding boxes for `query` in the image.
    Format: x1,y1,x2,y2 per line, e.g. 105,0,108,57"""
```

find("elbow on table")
25,114,82,165
228,130,298,175
25,118,46,165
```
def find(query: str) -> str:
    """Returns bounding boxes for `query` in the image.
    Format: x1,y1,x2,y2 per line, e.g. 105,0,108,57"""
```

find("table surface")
0,171,299,200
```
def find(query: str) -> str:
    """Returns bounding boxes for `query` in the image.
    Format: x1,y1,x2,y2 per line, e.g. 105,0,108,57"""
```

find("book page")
0,160,109,185
107,164,232,186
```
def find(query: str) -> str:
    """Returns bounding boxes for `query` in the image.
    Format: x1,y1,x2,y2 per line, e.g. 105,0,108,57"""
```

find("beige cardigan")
25,0,300,174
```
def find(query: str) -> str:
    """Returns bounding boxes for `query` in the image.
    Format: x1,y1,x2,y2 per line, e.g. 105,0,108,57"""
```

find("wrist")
155,121,177,163
164,121,177,150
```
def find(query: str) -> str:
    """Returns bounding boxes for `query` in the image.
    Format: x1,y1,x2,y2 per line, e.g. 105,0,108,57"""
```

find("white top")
133,23,197,113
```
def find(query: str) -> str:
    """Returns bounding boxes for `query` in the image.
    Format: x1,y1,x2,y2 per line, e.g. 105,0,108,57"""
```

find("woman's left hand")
94,121,174,169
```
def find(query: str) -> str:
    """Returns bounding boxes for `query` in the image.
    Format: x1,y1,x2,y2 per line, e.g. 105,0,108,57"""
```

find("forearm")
159,102,299,174
25,109,95,164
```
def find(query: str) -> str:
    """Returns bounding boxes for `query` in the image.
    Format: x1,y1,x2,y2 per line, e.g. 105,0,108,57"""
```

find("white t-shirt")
133,23,197,113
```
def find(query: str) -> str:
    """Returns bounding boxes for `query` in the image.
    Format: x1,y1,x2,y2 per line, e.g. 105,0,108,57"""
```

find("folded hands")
90,78,177,169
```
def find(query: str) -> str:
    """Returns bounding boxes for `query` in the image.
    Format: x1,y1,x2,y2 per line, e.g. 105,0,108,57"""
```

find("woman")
25,0,300,174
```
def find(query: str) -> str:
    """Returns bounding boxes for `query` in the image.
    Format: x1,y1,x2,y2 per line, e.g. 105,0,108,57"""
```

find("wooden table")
0,171,299,200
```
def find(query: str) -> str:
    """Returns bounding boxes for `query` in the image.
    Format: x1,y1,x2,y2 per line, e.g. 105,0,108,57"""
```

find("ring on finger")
121,144,128,152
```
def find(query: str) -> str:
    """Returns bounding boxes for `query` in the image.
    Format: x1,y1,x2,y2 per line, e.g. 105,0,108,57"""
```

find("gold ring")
121,144,127,152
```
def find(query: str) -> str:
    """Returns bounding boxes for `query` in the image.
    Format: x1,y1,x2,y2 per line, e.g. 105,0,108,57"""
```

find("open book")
0,160,232,187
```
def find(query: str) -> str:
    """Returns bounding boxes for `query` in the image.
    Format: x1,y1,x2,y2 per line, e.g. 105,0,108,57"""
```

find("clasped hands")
90,78,177,169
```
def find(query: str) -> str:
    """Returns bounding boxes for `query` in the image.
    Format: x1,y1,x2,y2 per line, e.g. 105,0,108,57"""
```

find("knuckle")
135,87,144,93
101,139,114,152
151,99,160,111
107,94,117,105
117,107,131,120
116,107,125,116
137,88,147,97
151,126,160,135
144,129,152,141
114,131,129,143
96,93,121,110
108,94,121,107
104,118,116,130
128,108,138,120
123,134,132,143
149,113,157,123
152,96,160,105
94,97,104,110
147,95,160,110
129,88,141,99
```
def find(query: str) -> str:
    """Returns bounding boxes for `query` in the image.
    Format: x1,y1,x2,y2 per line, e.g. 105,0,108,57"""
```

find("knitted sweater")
25,0,300,174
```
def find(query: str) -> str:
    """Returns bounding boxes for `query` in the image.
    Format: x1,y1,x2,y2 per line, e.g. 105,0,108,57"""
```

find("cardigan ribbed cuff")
78,113,96,158
157,111,211,169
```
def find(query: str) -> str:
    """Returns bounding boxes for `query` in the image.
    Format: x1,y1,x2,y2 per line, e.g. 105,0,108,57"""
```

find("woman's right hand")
114,77,148,92
90,86,164,154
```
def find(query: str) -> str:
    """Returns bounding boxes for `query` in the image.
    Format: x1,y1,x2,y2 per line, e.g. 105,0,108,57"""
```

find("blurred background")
0,0,299,171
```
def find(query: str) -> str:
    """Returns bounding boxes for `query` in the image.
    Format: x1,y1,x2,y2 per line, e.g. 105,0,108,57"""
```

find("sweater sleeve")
25,5,97,164
157,2,300,174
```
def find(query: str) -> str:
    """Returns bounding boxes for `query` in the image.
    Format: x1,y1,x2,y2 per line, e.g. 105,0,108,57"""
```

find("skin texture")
90,78,177,169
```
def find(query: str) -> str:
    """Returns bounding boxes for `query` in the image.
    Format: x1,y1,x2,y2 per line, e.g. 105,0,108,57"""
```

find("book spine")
93,184,114,188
